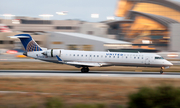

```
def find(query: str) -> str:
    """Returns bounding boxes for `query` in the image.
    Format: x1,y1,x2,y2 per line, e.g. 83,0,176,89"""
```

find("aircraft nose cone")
168,61,173,66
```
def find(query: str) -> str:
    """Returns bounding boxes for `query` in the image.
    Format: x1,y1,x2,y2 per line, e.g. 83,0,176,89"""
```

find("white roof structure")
55,32,131,44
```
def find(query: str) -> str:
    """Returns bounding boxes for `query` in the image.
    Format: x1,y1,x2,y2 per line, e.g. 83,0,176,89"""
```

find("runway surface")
0,70,180,78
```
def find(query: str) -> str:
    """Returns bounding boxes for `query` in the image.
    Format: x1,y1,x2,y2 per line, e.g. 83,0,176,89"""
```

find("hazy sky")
0,0,180,22
0,0,118,22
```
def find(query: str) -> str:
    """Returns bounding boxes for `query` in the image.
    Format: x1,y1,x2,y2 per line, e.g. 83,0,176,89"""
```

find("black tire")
81,68,84,73
81,67,89,73
160,70,163,74
87,68,89,72
85,68,89,73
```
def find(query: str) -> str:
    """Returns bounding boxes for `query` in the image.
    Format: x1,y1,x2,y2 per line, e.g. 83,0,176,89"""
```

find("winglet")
56,55,63,61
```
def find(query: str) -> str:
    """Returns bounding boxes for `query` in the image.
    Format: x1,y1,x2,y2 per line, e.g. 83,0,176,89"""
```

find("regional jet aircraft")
10,34,173,74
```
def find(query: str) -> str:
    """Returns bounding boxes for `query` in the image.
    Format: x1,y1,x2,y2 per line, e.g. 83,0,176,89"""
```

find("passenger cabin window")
97,55,99,57
155,57,164,59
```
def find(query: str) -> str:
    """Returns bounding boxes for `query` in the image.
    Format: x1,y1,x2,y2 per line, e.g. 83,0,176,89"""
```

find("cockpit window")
155,57,164,59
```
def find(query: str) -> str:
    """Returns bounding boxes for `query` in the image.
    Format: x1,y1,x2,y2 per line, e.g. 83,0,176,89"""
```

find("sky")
0,0,119,22
0,0,180,22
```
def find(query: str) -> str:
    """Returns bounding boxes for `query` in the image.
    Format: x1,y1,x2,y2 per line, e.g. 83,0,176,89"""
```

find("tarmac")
0,70,180,78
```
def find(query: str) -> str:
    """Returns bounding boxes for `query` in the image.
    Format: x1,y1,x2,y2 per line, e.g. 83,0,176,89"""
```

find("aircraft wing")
65,62,101,67
55,55,107,67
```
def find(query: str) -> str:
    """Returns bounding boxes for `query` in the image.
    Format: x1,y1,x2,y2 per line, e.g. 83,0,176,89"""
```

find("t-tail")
9,34,42,52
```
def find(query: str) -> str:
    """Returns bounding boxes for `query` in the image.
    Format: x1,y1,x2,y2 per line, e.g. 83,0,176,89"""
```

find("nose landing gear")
81,67,89,73
160,67,164,74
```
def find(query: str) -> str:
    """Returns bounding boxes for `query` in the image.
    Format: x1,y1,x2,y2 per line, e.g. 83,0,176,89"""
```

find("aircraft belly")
108,62,164,67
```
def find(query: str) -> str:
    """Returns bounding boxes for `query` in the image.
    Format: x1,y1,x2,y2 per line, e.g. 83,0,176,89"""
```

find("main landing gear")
81,67,89,73
160,67,164,74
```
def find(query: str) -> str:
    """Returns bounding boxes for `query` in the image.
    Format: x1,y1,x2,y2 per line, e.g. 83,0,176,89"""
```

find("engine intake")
43,49,61,57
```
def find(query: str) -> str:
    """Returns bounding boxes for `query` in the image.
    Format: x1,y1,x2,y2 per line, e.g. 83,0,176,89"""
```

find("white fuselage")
27,49,173,68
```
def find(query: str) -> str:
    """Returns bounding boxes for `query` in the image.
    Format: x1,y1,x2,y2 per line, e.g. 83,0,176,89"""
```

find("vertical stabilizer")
14,34,42,52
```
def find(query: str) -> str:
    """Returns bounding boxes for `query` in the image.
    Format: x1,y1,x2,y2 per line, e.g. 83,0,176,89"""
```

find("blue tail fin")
15,34,42,52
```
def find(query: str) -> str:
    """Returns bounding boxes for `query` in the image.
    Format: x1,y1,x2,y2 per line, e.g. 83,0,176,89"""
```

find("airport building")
0,17,120,51
0,17,81,33
47,32,132,51
1,0,180,52
113,0,180,51
0,17,111,38
0,32,131,51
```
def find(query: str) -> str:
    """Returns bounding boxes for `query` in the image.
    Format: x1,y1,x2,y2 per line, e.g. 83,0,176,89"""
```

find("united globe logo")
26,40,42,52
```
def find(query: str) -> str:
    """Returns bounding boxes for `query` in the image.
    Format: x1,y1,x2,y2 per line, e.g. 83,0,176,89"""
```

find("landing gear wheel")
160,70,163,74
81,67,89,73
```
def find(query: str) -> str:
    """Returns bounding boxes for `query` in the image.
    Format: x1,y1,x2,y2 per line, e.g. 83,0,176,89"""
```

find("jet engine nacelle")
44,49,61,57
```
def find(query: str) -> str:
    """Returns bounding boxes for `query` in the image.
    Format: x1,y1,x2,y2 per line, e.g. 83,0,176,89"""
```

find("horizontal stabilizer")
8,36,30,38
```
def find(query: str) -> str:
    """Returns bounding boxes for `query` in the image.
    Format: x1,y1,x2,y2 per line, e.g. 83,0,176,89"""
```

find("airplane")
9,34,173,74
